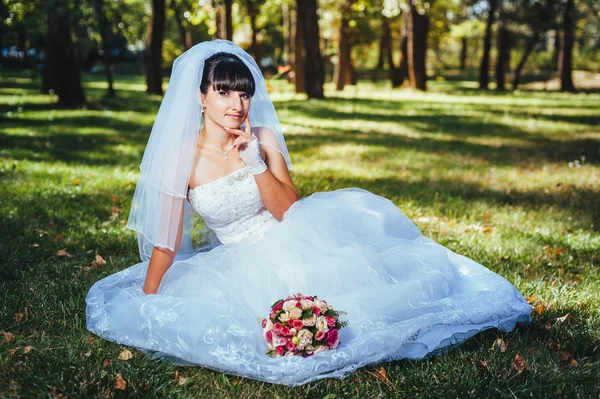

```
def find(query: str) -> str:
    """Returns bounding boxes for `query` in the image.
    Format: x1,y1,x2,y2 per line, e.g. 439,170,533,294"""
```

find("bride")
86,40,532,386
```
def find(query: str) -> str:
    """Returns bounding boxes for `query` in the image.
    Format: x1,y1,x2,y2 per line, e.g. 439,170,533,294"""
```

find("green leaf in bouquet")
325,309,337,317
302,308,313,318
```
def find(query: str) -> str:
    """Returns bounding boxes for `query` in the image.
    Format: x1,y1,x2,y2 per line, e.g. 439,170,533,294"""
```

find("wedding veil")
127,40,292,261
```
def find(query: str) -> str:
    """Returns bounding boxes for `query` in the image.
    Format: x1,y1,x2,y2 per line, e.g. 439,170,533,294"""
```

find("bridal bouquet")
261,293,347,357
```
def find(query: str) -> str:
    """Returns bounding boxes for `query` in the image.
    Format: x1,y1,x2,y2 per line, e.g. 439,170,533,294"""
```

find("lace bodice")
187,166,280,245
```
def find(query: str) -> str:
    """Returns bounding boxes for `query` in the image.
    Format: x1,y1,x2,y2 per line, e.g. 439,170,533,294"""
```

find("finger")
225,127,253,139
244,114,252,136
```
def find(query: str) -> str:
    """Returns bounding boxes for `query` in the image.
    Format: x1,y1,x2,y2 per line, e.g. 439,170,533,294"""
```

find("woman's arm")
142,202,184,294
252,128,298,220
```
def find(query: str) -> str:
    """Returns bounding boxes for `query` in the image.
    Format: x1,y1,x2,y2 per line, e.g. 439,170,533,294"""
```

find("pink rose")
280,326,291,336
265,331,272,342
325,316,336,327
269,312,276,320
306,296,314,301
262,319,267,328
276,346,285,356
326,329,339,346
296,301,302,308
292,319,304,329
273,301,283,312
286,340,296,351
315,330,326,341
312,306,321,317
273,322,282,333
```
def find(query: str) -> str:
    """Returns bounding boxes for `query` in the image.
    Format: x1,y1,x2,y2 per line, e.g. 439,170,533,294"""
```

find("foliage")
1,70,599,397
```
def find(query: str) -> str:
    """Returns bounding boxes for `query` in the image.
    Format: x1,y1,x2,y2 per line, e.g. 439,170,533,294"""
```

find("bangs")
210,59,256,96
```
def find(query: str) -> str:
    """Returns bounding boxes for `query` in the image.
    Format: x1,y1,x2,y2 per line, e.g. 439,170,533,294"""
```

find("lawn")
1,71,599,397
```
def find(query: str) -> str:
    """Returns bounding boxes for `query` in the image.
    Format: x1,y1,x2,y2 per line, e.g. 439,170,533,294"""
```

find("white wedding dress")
86,165,532,386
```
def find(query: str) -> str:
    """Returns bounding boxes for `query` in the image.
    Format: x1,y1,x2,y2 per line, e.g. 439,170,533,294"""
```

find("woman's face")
202,86,251,129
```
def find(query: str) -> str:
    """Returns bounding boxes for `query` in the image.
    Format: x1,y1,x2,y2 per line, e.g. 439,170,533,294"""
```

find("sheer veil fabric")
127,40,292,261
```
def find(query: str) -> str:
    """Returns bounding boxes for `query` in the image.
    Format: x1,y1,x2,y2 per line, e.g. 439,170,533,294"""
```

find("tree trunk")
145,0,165,95
291,5,305,92
334,0,353,90
479,0,497,89
407,4,428,91
373,15,389,81
558,0,576,92
246,0,259,61
460,37,467,70
495,6,509,91
298,0,324,98
511,32,540,90
45,0,86,106
212,0,221,39
282,3,291,64
94,0,115,97
220,0,233,40
171,0,193,50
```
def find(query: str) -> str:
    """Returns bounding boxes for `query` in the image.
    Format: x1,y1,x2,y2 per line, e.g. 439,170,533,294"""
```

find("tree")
298,0,324,98
215,0,233,40
479,0,497,89
244,0,266,61
93,0,116,97
170,0,194,50
334,0,356,90
495,2,509,91
45,0,86,106
407,2,428,91
145,0,166,95
291,3,305,93
558,0,576,92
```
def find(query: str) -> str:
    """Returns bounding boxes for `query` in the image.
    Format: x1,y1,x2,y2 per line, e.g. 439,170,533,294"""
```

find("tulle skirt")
86,188,532,386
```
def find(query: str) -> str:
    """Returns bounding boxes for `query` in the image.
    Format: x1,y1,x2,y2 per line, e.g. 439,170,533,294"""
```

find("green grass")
1,70,599,398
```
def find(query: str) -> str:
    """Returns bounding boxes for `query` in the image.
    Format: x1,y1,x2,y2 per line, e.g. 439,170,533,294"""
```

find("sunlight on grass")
1,72,599,397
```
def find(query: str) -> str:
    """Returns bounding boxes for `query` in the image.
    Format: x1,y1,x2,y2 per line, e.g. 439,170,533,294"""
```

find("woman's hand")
225,115,267,175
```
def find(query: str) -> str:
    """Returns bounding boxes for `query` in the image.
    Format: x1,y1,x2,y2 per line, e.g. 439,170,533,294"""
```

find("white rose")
306,345,315,352
316,316,329,332
284,350,295,356
314,345,329,354
290,328,297,336
282,300,297,312
263,319,274,332
272,335,286,347
314,299,328,312
279,312,291,323
303,314,317,327
297,329,314,346
301,299,314,309
289,307,303,320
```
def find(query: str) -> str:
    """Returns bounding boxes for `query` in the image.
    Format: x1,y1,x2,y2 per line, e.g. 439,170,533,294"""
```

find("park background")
1,0,599,397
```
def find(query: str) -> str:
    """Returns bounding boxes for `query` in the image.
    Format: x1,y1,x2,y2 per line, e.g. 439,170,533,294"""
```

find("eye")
218,90,230,96
240,93,251,99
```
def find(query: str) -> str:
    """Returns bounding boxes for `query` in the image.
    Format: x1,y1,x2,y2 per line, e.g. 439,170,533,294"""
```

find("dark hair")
200,52,256,96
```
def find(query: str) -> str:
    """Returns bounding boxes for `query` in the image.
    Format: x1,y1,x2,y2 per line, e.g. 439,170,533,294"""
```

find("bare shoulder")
252,126,280,148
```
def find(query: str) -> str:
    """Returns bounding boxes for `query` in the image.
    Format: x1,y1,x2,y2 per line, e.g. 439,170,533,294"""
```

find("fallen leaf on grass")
56,232,64,244
31,243,40,247
57,249,72,257
512,353,530,375
173,370,189,386
103,358,111,369
85,336,97,345
3,331,13,343
114,373,126,390
8,347,20,356
525,294,537,304
13,312,24,323
555,313,571,323
533,304,547,315
50,388,68,399
364,367,394,390
491,338,507,352
118,349,133,361
23,346,32,353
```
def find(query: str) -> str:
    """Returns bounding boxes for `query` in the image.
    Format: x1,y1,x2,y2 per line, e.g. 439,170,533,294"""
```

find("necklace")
201,131,235,160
